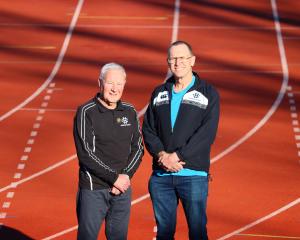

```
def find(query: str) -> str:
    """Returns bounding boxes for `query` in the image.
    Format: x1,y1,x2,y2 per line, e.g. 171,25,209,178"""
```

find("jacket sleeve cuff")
176,150,184,161
107,172,119,186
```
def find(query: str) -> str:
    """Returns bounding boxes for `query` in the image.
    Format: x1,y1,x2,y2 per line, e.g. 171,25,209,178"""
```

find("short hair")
167,40,194,58
99,62,126,81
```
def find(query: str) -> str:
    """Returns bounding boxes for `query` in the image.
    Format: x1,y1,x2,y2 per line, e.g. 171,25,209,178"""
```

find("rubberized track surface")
0,1,300,239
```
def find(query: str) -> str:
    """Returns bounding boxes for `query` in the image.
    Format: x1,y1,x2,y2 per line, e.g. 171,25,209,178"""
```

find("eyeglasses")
167,56,193,64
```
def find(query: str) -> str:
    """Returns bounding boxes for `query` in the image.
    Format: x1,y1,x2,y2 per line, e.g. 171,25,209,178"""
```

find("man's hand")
110,186,121,195
113,174,130,193
158,152,185,172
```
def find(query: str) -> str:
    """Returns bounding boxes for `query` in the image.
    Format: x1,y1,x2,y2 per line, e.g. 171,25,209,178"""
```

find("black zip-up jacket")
73,94,144,190
142,73,219,173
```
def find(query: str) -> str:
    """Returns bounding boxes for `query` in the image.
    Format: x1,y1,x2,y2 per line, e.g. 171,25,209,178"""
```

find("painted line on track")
0,0,84,122
0,0,293,238
217,198,300,240
216,0,291,238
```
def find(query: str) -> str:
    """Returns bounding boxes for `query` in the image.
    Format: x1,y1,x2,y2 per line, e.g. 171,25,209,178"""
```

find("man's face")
168,44,195,79
100,69,126,104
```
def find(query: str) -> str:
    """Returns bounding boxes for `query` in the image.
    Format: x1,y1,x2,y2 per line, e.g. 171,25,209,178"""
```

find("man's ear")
191,56,196,67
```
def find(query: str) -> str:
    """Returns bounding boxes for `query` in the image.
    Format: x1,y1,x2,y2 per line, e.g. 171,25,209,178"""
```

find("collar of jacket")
165,71,203,93
93,93,125,112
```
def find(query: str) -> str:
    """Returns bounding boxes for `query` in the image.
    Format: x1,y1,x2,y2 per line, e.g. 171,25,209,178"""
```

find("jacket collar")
94,93,125,112
165,72,202,92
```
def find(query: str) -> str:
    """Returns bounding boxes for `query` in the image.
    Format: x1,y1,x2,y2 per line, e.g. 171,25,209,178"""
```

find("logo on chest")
182,90,208,109
153,91,169,106
116,116,131,127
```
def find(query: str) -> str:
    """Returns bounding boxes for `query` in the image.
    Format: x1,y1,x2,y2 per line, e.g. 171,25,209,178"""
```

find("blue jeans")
149,175,209,240
76,188,131,240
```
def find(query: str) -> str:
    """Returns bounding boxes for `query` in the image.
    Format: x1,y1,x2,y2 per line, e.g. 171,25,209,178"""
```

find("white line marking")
287,85,292,91
36,115,44,121
131,193,150,205
47,89,54,94
6,192,14,198
292,120,299,125
33,123,41,129
20,155,28,161
0,0,84,122
0,155,76,193
41,102,48,108
2,23,299,30
17,164,25,170
217,198,300,240
294,127,300,133
291,113,298,118
296,143,300,148
290,106,296,112
44,95,51,101
289,99,295,104
13,173,22,179
30,131,38,137
171,0,180,43
295,135,300,140
2,202,10,209
288,92,294,97
211,0,289,164
39,109,46,114
298,151,300,157
41,193,152,240
21,108,76,112
49,83,56,88
27,139,35,145
0,213,7,219
24,147,31,153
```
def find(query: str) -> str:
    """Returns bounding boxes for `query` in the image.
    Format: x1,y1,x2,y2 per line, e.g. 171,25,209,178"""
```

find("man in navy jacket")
142,41,219,240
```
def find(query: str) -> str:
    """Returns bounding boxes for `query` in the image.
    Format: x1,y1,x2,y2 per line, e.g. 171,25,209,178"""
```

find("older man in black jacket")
74,63,144,240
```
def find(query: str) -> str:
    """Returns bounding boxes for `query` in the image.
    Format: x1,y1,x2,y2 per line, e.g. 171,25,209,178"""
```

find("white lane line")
2,202,11,209
0,0,85,122
294,127,300,133
41,102,49,108
0,213,7,219
44,95,51,101
33,123,41,129
17,164,25,170
0,155,77,193
1,23,299,30
20,155,28,161
27,139,35,145
1,0,293,237
13,173,22,179
30,131,38,137
36,115,44,121
211,0,289,164
41,192,151,240
6,192,14,199
291,113,298,118
24,147,32,153
39,109,46,114
217,198,300,240
21,108,76,112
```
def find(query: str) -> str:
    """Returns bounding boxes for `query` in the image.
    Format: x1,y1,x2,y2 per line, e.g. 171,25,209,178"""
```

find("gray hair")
99,62,126,81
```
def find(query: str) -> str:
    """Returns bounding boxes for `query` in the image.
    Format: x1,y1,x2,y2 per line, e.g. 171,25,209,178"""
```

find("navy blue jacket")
142,73,220,173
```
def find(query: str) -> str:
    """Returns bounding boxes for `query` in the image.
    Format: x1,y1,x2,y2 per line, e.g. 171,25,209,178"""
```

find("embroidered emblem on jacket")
182,90,208,109
153,91,169,106
117,117,131,127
